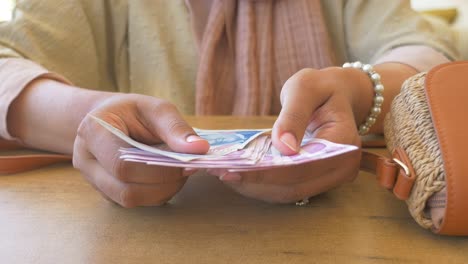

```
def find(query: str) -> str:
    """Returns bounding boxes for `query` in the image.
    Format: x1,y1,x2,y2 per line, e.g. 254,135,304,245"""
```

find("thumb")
272,69,332,155
137,99,210,154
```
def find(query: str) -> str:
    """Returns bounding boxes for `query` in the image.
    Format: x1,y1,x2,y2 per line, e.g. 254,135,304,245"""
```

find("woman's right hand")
72,94,210,207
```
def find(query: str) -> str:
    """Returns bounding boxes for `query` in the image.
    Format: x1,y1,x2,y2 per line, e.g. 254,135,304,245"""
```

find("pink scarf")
185,0,336,115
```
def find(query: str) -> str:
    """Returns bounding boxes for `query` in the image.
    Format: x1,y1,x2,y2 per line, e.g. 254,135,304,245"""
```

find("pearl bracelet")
342,61,384,135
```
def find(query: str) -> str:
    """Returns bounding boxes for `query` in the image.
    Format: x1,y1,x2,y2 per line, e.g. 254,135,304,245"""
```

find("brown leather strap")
0,139,24,150
361,134,386,148
361,150,416,201
0,139,71,174
360,151,380,174
425,61,468,235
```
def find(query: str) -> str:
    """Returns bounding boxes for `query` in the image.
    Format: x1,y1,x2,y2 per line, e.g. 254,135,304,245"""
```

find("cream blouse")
0,0,459,139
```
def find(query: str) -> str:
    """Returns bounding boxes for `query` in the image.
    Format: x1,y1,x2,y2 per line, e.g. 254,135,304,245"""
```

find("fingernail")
220,172,242,182
186,135,205,143
280,132,298,152
183,168,199,177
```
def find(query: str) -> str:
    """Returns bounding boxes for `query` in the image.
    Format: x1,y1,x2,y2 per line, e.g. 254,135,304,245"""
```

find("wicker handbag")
362,61,468,235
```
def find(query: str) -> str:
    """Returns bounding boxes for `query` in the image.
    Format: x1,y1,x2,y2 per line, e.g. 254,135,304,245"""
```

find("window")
0,0,15,22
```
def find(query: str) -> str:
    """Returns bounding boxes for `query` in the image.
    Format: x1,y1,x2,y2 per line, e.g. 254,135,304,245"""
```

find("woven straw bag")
362,61,468,235
385,71,445,230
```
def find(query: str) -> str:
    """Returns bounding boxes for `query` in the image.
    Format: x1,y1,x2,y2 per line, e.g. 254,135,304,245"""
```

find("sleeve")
374,45,450,72
0,58,72,140
454,26,468,60
343,0,460,65
0,0,111,139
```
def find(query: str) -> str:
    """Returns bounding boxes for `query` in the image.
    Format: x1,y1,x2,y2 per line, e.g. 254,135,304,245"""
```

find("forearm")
7,78,110,154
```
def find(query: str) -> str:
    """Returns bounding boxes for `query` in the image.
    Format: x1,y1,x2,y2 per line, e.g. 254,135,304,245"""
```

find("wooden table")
1,116,467,263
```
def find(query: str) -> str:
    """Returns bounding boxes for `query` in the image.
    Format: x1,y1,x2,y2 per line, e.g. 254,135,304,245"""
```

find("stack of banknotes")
93,116,358,171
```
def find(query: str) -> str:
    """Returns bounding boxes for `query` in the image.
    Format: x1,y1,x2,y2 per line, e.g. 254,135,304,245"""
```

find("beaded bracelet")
342,61,384,135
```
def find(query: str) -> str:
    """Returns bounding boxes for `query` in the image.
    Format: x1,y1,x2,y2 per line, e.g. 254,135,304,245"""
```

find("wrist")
338,66,376,132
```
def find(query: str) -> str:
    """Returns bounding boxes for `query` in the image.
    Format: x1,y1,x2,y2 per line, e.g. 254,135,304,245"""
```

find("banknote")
120,138,356,169
91,115,271,162
92,115,358,170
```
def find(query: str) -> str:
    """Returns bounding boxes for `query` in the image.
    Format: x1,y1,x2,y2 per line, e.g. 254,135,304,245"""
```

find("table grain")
1,116,467,263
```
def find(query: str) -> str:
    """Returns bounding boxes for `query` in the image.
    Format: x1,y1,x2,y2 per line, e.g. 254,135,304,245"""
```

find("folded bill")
92,116,358,170
91,115,270,162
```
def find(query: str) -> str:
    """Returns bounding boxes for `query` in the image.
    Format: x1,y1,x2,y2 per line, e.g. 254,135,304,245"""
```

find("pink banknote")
93,115,358,170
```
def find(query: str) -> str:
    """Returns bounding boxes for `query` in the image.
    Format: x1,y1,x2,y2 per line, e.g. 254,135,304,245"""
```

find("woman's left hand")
213,67,372,203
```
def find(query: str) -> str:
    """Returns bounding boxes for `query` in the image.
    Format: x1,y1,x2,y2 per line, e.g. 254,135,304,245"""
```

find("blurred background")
1,0,467,24
0,0,14,22
412,0,468,25
0,0,467,57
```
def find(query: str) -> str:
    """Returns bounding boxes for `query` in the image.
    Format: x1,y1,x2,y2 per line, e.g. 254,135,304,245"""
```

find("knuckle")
111,153,127,181
119,186,138,208
282,68,314,96
72,139,86,170
290,68,315,86
296,68,315,78
151,99,177,114
76,122,87,140
76,115,94,140
72,155,82,170
287,68,338,97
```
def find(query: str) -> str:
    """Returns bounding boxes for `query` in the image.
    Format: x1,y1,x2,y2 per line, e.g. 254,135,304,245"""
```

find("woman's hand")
219,67,373,203
72,94,210,207
9,78,210,207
